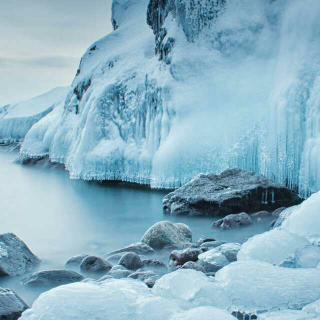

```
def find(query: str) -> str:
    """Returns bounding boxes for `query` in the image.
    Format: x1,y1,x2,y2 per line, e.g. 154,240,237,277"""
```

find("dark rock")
80,256,112,276
21,270,84,289
183,242,199,249
211,212,252,229
163,169,302,216
232,311,258,320
200,240,226,249
181,261,205,273
205,272,216,277
169,248,201,268
196,237,216,246
65,254,89,270
272,207,286,217
0,288,29,320
141,221,192,249
0,233,41,277
105,242,154,257
119,252,144,271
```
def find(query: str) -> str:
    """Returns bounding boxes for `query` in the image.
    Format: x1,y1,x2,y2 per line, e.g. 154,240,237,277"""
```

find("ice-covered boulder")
0,233,41,277
19,279,182,320
0,87,69,144
0,288,29,320
211,212,252,229
259,310,320,319
108,265,133,279
237,229,310,265
213,243,241,262
281,191,320,244
141,221,192,249
197,250,230,273
168,306,236,320
215,260,320,314
163,169,301,216
180,261,205,273
303,298,320,314
282,245,320,269
21,270,84,290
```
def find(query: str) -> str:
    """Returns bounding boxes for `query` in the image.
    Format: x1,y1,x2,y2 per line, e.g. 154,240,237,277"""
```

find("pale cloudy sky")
0,0,113,105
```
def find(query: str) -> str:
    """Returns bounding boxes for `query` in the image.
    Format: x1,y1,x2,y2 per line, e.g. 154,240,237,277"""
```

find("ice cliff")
3,0,320,195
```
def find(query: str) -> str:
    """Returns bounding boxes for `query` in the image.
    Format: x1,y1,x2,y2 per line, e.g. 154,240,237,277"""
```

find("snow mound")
237,229,310,265
0,87,69,144
281,191,320,244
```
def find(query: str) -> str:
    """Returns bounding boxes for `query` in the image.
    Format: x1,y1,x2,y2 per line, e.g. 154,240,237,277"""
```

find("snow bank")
0,87,69,144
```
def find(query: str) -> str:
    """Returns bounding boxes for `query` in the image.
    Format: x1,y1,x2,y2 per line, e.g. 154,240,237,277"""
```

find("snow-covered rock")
164,169,301,216
259,310,320,320
237,229,310,265
0,288,29,320
141,221,192,249
197,250,230,273
0,233,41,277
0,87,69,144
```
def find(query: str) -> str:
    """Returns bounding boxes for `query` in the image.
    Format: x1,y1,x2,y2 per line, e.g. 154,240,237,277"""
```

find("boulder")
181,261,205,273
128,270,161,288
21,270,84,289
142,259,167,272
80,256,112,276
250,211,270,219
169,248,201,269
213,243,241,262
0,233,40,277
0,288,29,320
65,254,89,270
108,266,133,279
272,207,287,217
119,252,144,271
105,253,126,264
211,212,252,229
105,242,154,257
141,221,192,249
163,169,302,216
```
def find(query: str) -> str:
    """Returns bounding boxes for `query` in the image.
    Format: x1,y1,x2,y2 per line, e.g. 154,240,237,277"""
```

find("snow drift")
2,0,320,194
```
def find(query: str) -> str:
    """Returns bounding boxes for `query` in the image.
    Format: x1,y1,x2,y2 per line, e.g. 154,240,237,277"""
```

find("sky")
0,0,113,106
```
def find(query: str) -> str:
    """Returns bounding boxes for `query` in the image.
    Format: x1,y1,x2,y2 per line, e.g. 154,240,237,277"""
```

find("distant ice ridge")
0,87,69,145
5,0,320,194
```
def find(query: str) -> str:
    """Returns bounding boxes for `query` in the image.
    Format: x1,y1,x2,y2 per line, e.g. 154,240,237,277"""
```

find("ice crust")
0,0,319,194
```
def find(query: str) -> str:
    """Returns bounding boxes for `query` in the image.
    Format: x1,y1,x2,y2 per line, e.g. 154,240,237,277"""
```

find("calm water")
0,147,273,304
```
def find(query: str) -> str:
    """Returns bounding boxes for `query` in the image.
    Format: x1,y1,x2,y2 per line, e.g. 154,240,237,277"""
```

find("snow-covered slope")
0,87,69,144
8,0,320,194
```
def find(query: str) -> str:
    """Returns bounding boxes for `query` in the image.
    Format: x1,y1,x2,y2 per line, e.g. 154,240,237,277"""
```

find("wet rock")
0,233,41,277
163,169,302,216
119,252,144,271
169,248,201,269
183,242,199,249
272,207,286,217
200,240,227,249
105,253,126,264
80,256,112,276
0,288,29,320
105,242,154,257
21,270,84,289
65,254,89,270
128,270,161,288
141,221,192,249
211,213,252,229
181,261,205,273
196,237,216,246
